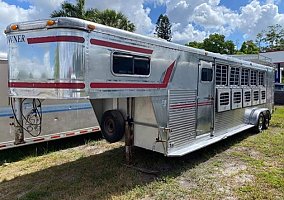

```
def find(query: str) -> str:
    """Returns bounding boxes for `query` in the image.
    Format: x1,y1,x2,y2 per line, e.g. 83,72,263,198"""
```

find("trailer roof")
6,17,273,71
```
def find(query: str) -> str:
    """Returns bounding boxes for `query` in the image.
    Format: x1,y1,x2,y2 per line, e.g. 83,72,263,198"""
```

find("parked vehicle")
0,56,99,150
5,18,274,156
275,83,284,105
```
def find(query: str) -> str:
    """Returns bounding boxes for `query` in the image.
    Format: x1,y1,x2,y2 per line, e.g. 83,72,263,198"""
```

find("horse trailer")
5,17,274,157
0,56,100,150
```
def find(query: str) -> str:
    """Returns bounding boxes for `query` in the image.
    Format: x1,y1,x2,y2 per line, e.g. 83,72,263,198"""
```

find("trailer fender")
249,108,270,126
101,110,125,143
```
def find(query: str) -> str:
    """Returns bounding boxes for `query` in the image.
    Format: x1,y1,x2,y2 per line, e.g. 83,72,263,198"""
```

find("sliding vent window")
250,70,257,86
113,52,150,76
216,64,228,86
259,72,265,86
241,68,249,86
230,67,240,86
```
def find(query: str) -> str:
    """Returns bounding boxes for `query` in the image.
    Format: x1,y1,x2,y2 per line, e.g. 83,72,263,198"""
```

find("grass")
0,107,283,200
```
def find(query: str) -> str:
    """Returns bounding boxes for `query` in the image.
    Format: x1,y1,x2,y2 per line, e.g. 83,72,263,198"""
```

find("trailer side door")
196,60,214,136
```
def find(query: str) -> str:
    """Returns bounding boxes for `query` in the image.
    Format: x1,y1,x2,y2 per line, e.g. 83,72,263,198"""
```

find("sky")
0,0,284,57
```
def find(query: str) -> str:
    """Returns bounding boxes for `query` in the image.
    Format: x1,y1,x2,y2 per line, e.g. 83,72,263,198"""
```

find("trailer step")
167,124,254,157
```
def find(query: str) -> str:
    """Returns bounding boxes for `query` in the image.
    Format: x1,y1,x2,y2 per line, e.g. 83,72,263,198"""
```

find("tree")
186,34,235,54
155,14,172,41
51,0,135,32
186,41,204,49
51,0,98,20
239,40,259,54
95,9,135,32
255,24,284,51
203,34,235,54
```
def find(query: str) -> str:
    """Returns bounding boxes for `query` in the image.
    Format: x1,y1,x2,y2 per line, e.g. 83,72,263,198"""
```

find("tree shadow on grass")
0,132,102,165
0,129,255,200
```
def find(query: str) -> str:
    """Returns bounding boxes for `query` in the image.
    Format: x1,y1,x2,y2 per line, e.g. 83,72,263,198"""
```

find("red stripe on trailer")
90,39,153,54
80,130,89,134
66,132,75,136
27,36,85,44
0,144,7,148
92,128,100,131
8,82,85,89
51,135,61,139
170,103,196,109
198,101,213,106
90,61,175,89
33,138,44,142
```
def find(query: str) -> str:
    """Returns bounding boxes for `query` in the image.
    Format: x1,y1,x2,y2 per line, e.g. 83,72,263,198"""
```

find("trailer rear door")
196,60,214,136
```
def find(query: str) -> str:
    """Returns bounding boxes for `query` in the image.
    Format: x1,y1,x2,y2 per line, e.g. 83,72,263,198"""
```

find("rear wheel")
253,113,264,133
263,112,270,130
101,110,125,143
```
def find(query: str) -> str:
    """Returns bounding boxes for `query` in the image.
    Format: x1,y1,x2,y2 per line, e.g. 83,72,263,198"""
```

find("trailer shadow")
0,129,255,200
0,132,102,165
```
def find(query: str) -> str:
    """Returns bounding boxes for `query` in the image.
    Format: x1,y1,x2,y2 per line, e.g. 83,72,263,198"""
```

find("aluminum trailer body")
5,18,274,156
0,57,99,150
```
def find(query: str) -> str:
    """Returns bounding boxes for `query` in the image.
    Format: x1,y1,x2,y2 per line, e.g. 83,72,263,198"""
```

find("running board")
167,124,254,157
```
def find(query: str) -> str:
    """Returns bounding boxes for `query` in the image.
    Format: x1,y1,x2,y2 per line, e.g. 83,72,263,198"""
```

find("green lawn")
0,107,283,200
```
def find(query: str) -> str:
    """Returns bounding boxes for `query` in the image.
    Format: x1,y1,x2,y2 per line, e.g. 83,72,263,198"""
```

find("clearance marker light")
46,20,56,26
87,24,96,31
10,24,18,31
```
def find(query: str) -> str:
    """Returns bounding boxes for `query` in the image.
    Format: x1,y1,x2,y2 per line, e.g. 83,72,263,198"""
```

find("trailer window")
113,52,150,76
241,68,249,86
250,70,257,86
259,71,265,86
216,64,228,85
201,68,213,81
230,67,240,86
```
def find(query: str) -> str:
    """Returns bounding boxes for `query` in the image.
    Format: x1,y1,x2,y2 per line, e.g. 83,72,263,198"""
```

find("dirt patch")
222,162,247,177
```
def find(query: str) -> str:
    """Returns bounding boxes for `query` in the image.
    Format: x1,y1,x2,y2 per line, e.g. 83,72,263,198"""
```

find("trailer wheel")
253,113,264,133
101,110,125,143
263,112,270,130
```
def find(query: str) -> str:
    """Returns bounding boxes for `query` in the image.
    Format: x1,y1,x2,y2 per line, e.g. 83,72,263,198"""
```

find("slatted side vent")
217,88,231,112
260,89,266,104
252,90,260,105
220,92,230,105
231,90,242,109
233,92,242,103
168,90,197,150
245,91,251,102
243,89,252,107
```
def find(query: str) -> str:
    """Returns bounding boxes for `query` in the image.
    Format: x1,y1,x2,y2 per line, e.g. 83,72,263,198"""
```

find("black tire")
263,112,270,130
253,113,264,133
101,110,125,143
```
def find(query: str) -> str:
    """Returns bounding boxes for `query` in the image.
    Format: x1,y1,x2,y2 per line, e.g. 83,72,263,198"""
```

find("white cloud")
86,0,154,34
238,0,284,39
0,1,37,54
172,23,207,44
163,0,284,43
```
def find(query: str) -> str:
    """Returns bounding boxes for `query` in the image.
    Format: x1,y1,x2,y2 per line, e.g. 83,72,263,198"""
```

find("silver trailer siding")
0,58,99,150
5,18,274,156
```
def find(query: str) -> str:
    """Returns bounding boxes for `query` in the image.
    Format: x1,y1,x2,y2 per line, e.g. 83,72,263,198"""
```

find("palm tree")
51,0,135,32
95,9,135,32
51,0,98,20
